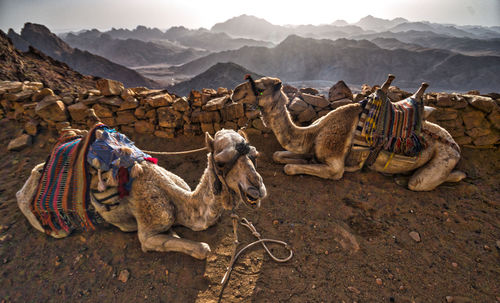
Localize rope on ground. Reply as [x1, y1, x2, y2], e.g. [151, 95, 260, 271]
[218, 214, 293, 302]
[140, 146, 207, 155]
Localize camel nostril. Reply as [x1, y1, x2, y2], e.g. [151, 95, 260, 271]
[246, 186, 260, 200]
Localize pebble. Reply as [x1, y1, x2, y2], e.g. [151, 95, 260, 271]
[347, 286, 360, 294]
[451, 262, 458, 268]
[376, 278, 383, 285]
[273, 220, 279, 226]
[496, 240, 500, 249]
[118, 269, 130, 283]
[165, 270, 169, 277]
[54, 256, 62, 267]
[409, 231, 421, 242]
[0, 234, 12, 242]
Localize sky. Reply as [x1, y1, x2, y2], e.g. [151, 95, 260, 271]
[1, 0, 499, 33]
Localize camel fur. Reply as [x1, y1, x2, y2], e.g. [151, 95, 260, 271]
[232, 75, 465, 191]
[17, 129, 266, 259]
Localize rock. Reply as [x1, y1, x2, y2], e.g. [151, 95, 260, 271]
[298, 106, 316, 123]
[0, 234, 12, 242]
[99, 96, 123, 107]
[469, 96, 496, 113]
[237, 116, 249, 127]
[289, 97, 309, 113]
[172, 97, 190, 112]
[134, 107, 147, 119]
[32, 88, 54, 102]
[189, 90, 202, 106]
[92, 104, 113, 118]
[329, 80, 353, 101]
[465, 127, 491, 138]
[80, 95, 102, 106]
[203, 96, 228, 111]
[8, 134, 32, 151]
[409, 231, 421, 242]
[452, 95, 468, 109]
[299, 87, 318, 95]
[245, 108, 260, 119]
[436, 93, 453, 107]
[488, 108, 500, 129]
[0, 81, 23, 94]
[445, 296, 473, 303]
[330, 98, 353, 110]
[134, 121, 155, 134]
[56, 121, 71, 132]
[361, 84, 372, 95]
[201, 123, 215, 134]
[462, 111, 485, 129]
[496, 240, 500, 249]
[24, 120, 38, 136]
[221, 102, 244, 121]
[35, 96, 68, 122]
[466, 90, 480, 95]
[283, 85, 298, 95]
[191, 110, 221, 123]
[6, 90, 35, 102]
[454, 136, 473, 145]
[375, 278, 383, 285]
[435, 108, 458, 121]
[183, 123, 201, 136]
[244, 128, 262, 136]
[118, 97, 139, 111]
[252, 118, 268, 131]
[145, 109, 157, 123]
[67, 102, 89, 121]
[301, 93, 330, 108]
[317, 109, 331, 118]
[97, 79, 124, 96]
[145, 93, 173, 108]
[472, 133, 499, 146]
[347, 286, 360, 294]
[118, 269, 130, 283]
[158, 107, 183, 128]
[154, 129, 175, 139]
[116, 111, 137, 125]
[223, 121, 238, 130]
[353, 93, 366, 102]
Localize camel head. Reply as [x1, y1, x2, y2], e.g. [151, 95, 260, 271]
[232, 76, 283, 108]
[205, 129, 267, 210]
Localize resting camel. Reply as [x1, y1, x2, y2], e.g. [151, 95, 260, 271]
[17, 128, 266, 259]
[232, 75, 465, 191]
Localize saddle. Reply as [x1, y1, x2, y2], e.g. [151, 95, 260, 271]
[347, 90, 426, 169]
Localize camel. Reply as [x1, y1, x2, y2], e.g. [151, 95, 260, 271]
[231, 75, 465, 191]
[16, 128, 267, 259]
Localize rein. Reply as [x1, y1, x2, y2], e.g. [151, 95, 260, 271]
[140, 146, 207, 155]
[218, 212, 293, 302]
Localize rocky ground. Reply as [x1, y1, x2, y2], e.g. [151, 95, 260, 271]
[0, 119, 499, 303]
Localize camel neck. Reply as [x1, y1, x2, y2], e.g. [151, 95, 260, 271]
[260, 91, 314, 154]
[175, 156, 224, 230]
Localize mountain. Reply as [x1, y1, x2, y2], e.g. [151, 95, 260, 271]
[0, 30, 96, 91]
[8, 23, 157, 88]
[211, 14, 290, 42]
[355, 15, 407, 31]
[63, 29, 207, 67]
[163, 26, 274, 52]
[371, 38, 428, 52]
[105, 25, 165, 41]
[169, 62, 262, 96]
[173, 35, 500, 92]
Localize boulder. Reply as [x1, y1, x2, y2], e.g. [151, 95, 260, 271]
[452, 94, 468, 109]
[203, 96, 228, 111]
[301, 93, 329, 108]
[221, 102, 244, 121]
[118, 96, 139, 111]
[436, 93, 453, 107]
[145, 93, 173, 108]
[298, 106, 316, 123]
[172, 97, 190, 112]
[468, 96, 496, 113]
[144, 109, 157, 123]
[454, 136, 472, 146]
[134, 107, 146, 119]
[154, 129, 175, 139]
[158, 107, 183, 128]
[223, 121, 238, 130]
[0, 81, 23, 94]
[8, 134, 32, 151]
[283, 85, 298, 95]
[289, 97, 309, 113]
[472, 133, 499, 146]
[201, 123, 215, 134]
[35, 96, 68, 122]
[134, 121, 155, 134]
[68, 102, 89, 121]
[116, 111, 137, 125]
[6, 90, 35, 102]
[99, 96, 123, 107]
[217, 87, 229, 95]
[329, 80, 353, 101]
[92, 104, 114, 118]
[191, 110, 221, 123]
[487, 108, 500, 129]
[299, 87, 319, 95]
[32, 88, 54, 102]
[462, 111, 486, 130]
[96, 79, 124, 96]
[330, 99, 353, 110]
[24, 120, 38, 136]
[466, 128, 491, 138]
[435, 108, 458, 121]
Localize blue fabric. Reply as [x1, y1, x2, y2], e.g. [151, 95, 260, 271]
[87, 127, 151, 177]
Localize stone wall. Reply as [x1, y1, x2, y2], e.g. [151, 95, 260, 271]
[1, 79, 499, 151]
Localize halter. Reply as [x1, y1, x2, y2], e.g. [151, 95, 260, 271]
[244, 74, 259, 97]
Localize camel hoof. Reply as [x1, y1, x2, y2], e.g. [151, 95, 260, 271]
[445, 170, 466, 183]
[283, 164, 294, 175]
[193, 242, 211, 260]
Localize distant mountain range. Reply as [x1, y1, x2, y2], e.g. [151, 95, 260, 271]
[169, 62, 262, 96]
[7, 23, 157, 88]
[171, 35, 500, 92]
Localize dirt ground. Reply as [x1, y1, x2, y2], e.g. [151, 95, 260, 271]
[0, 119, 499, 303]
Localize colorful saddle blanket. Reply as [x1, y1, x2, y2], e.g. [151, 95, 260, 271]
[31, 124, 105, 234]
[353, 90, 426, 157]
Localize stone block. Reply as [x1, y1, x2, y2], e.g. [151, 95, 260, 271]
[96, 79, 124, 96]
[191, 110, 221, 123]
[466, 127, 491, 138]
[172, 97, 190, 112]
[35, 96, 68, 122]
[436, 93, 453, 107]
[99, 96, 123, 107]
[221, 102, 244, 121]
[158, 107, 182, 128]
[435, 108, 458, 121]
[469, 95, 497, 113]
[300, 87, 319, 95]
[32, 88, 54, 102]
[135, 120, 155, 134]
[68, 102, 89, 121]
[330, 99, 353, 110]
[155, 129, 175, 139]
[472, 132, 499, 146]
[289, 97, 308, 113]
[454, 136, 472, 145]
[203, 96, 228, 111]
[329, 80, 353, 102]
[118, 96, 139, 111]
[145, 93, 173, 108]
[24, 120, 38, 136]
[462, 110, 486, 130]
[8, 134, 32, 151]
[201, 123, 215, 134]
[116, 110, 137, 125]
[301, 93, 330, 108]
[92, 104, 114, 118]
[298, 106, 316, 123]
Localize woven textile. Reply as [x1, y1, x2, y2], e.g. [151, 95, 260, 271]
[353, 91, 426, 156]
[31, 124, 105, 233]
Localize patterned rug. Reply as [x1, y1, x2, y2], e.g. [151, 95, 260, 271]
[31, 124, 105, 234]
[353, 90, 426, 157]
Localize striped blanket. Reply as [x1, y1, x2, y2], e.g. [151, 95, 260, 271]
[31, 124, 105, 234]
[353, 90, 426, 157]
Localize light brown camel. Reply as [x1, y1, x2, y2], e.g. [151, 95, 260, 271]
[232, 75, 465, 191]
[16, 129, 266, 259]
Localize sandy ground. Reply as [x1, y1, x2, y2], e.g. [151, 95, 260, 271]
[0, 119, 499, 303]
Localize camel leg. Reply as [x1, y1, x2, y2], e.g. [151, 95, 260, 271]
[408, 148, 460, 191]
[284, 157, 344, 180]
[16, 163, 70, 238]
[273, 151, 312, 164]
[138, 232, 211, 260]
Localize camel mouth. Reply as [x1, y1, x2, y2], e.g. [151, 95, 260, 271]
[238, 183, 261, 209]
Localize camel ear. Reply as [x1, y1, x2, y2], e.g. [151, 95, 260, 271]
[205, 132, 214, 152]
[237, 129, 249, 142]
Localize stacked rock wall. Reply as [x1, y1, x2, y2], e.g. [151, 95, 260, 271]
[1, 79, 499, 151]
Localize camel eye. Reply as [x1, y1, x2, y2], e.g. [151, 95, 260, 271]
[216, 162, 225, 168]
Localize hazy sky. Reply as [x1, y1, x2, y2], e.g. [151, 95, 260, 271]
[1, 0, 499, 33]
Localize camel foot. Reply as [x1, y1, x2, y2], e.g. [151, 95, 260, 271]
[394, 175, 409, 187]
[273, 151, 311, 165]
[445, 170, 466, 183]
